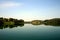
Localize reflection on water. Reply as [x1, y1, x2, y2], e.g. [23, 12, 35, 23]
[0, 24, 24, 29]
[0, 23, 60, 29]
[44, 23, 60, 26]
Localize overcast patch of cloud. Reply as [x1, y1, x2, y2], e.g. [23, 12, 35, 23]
[0, 1, 24, 8]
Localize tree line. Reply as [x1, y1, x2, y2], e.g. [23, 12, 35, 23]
[0, 17, 60, 26]
[0, 17, 24, 25]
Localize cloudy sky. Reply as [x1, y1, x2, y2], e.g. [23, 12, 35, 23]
[0, 0, 60, 21]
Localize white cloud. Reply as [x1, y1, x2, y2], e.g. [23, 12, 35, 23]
[0, 1, 23, 8]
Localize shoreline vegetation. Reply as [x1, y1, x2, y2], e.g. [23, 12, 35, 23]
[0, 17, 60, 29]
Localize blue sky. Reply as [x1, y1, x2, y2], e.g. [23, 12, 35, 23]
[0, 0, 60, 21]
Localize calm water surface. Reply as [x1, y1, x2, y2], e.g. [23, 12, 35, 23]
[0, 24, 60, 40]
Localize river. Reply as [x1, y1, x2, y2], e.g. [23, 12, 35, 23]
[0, 24, 60, 40]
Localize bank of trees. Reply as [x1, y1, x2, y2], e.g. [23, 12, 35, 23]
[43, 18, 60, 26]
[0, 17, 60, 26]
[0, 17, 24, 25]
[31, 20, 43, 25]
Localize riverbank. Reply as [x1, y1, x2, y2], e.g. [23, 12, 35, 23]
[0, 17, 60, 26]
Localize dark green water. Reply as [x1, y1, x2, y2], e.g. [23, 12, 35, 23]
[0, 24, 60, 40]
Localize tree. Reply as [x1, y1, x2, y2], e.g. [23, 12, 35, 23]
[9, 18, 14, 21]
